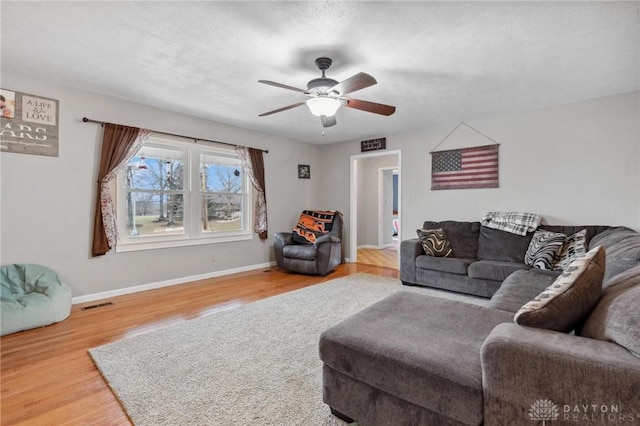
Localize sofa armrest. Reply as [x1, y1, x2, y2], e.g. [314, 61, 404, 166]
[273, 232, 293, 269]
[314, 234, 340, 247]
[274, 232, 293, 246]
[481, 323, 640, 426]
[400, 238, 424, 284]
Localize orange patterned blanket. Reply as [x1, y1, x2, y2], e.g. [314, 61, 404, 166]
[292, 210, 338, 243]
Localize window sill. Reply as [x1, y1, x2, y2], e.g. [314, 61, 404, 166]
[115, 233, 253, 253]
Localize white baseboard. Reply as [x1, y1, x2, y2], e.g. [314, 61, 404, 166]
[72, 261, 276, 305]
[358, 244, 397, 250]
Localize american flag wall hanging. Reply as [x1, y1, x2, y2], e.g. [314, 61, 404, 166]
[431, 144, 499, 190]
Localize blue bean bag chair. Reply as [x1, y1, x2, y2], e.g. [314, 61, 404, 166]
[1, 264, 72, 336]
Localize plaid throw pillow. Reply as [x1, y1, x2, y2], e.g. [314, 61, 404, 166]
[416, 228, 453, 257]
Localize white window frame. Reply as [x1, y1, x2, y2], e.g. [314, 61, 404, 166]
[115, 135, 253, 253]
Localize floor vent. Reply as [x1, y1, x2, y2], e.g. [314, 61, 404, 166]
[81, 302, 114, 311]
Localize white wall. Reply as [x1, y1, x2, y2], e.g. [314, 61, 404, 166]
[2, 74, 637, 299]
[0, 73, 321, 298]
[320, 91, 640, 256]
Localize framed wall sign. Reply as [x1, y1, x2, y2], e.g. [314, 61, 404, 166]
[0, 88, 59, 157]
[361, 137, 386, 152]
[298, 164, 310, 179]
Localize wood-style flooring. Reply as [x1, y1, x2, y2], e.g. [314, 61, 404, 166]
[357, 246, 398, 270]
[0, 263, 398, 426]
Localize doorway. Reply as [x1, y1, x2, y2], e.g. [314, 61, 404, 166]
[350, 150, 401, 269]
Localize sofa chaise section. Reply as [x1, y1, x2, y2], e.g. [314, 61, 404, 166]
[320, 292, 513, 426]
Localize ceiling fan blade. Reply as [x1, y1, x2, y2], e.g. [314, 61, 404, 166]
[345, 98, 396, 116]
[259, 102, 304, 117]
[321, 115, 337, 128]
[258, 80, 307, 93]
[329, 72, 377, 96]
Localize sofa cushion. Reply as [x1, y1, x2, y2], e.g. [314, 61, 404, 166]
[423, 220, 480, 259]
[589, 227, 640, 282]
[524, 230, 566, 270]
[514, 246, 605, 332]
[487, 269, 560, 313]
[415, 255, 474, 275]
[554, 229, 587, 270]
[579, 265, 640, 358]
[319, 291, 513, 426]
[416, 228, 452, 257]
[589, 226, 638, 249]
[477, 226, 534, 263]
[540, 224, 609, 247]
[467, 260, 529, 282]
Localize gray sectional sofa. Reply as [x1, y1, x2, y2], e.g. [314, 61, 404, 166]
[320, 226, 640, 426]
[400, 220, 610, 297]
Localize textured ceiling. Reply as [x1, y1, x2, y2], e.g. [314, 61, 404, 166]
[1, 1, 638, 144]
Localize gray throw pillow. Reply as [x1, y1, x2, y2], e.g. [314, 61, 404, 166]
[524, 230, 566, 270]
[515, 245, 605, 332]
[416, 228, 453, 257]
[579, 265, 640, 358]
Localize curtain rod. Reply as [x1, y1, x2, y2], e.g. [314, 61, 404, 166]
[82, 117, 268, 154]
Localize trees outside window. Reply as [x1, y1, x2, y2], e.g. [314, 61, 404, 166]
[200, 153, 244, 232]
[116, 136, 251, 252]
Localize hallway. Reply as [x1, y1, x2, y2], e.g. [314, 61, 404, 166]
[357, 246, 398, 270]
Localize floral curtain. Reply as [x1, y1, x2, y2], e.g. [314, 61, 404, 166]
[92, 124, 150, 256]
[236, 146, 268, 240]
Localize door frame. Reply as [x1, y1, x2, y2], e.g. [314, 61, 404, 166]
[378, 167, 398, 248]
[349, 149, 401, 264]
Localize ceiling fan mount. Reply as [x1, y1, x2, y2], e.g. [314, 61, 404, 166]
[306, 57, 338, 94]
[258, 57, 396, 128]
[314, 57, 333, 72]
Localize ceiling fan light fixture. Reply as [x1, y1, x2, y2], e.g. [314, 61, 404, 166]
[306, 97, 341, 117]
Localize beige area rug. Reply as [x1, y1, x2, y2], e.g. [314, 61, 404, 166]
[89, 273, 487, 426]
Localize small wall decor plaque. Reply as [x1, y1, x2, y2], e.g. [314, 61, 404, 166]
[0, 88, 59, 157]
[361, 137, 386, 152]
[298, 164, 310, 179]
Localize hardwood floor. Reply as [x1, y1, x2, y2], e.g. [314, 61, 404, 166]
[357, 246, 398, 270]
[0, 263, 398, 425]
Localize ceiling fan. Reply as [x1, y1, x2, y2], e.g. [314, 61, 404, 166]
[258, 57, 396, 128]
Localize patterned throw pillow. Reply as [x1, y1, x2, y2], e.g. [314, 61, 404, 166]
[554, 229, 587, 270]
[416, 228, 453, 257]
[515, 246, 605, 332]
[524, 230, 566, 270]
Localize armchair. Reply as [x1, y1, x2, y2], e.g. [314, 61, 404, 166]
[274, 210, 343, 276]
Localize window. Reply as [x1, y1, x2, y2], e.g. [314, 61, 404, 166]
[116, 135, 252, 252]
